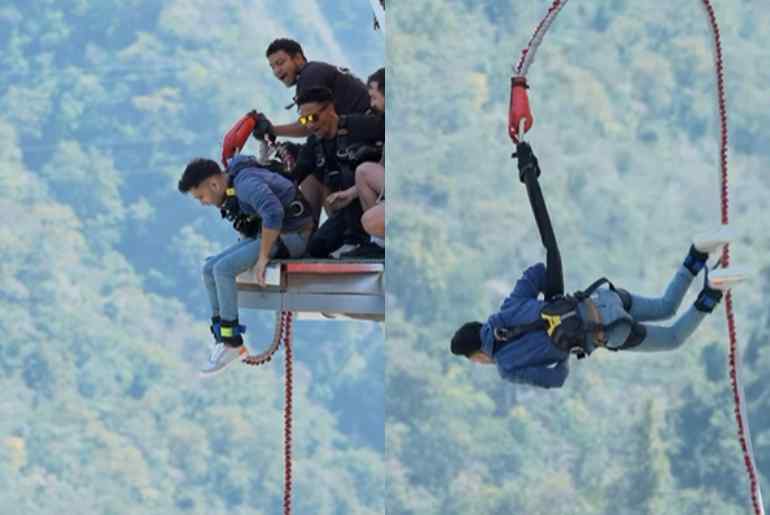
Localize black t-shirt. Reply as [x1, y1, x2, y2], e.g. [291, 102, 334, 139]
[295, 61, 370, 116]
[293, 135, 336, 185]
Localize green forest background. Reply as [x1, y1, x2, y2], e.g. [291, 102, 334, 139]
[0, 1, 384, 514]
[3, 0, 769, 514]
[387, 1, 769, 514]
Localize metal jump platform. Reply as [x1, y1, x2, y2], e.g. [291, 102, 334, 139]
[236, 259, 385, 322]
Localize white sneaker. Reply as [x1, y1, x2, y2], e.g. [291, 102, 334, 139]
[200, 343, 247, 377]
[708, 267, 750, 291]
[331, 244, 358, 259]
[693, 226, 735, 255]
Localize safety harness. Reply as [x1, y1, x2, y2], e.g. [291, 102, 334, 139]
[313, 115, 384, 192]
[493, 277, 645, 359]
[220, 156, 311, 241]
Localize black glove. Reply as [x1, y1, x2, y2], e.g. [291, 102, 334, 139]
[250, 111, 275, 142]
[276, 141, 301, 162]
[514, 141, 541, 184]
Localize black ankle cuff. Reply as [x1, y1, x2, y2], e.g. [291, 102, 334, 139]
[222, 335, 243, 348]
[220, 319, 243, 347]
[694, 286, 723, 313]
[684, 245, 709, 275]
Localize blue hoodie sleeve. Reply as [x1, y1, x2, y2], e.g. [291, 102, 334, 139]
[236, 175, 285, 230]
[485, 263, 547, 331]
[509, 262, 547, 301]
[500, 359, 569, 389]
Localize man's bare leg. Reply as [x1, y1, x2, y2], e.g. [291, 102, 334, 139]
[355, 162, 384, 211]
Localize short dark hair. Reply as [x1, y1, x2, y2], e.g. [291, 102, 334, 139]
[266, 38, 305, 59]
[367, 68, 384, 93]
[450, 321, 483, 357]
[296, 86, 334, 106]
[178, 158, 221, 193]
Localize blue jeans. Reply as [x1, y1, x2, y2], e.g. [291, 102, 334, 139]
[612, 265, 708, 352]
[202, 233, 307, 321]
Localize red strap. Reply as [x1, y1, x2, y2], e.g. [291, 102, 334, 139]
[508, 76, 533, 143]
[221, 113, 257, 167]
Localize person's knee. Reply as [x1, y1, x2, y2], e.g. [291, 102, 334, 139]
[362, 205, 384, 238]
[202, 257, 217, 279]
[356, 161, 384, 187]
[212, 258, 237, 279]
[355, 161, 375, 179]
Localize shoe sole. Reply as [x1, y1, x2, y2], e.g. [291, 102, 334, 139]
[708, 268, 750, 291]
[693, 226, 736, 254]
[199, 346, 248, 378]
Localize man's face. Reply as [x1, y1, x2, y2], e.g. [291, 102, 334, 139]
[299, 101, 335, 139]
[368, 81, 384, 113]
[267, 50, 304, 87]
[189, 177, 226, 208]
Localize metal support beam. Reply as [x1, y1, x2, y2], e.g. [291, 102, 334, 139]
[236, 260, 384, 321]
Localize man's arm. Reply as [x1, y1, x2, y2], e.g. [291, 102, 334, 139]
[485, 263, 546, 332]
[501, 360, 569, 389]
[238, 176, 285, 232]
[273, 122, 311, 138]
[255, 227, 281, 285]
[509, 262, 547, 300]
[238, 175, 286, 287]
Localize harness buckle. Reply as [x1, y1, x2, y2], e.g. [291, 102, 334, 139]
[494, 327, 512, 342]
[540, 313, 562, 336]
[288, 199, 305, 217]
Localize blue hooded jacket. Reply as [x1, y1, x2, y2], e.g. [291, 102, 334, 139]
[480, 263, 570, 388]
[227, 154, 311, 232]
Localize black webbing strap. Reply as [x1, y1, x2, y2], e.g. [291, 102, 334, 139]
[492, 319, 547, 354]
[573, 277, 614, 301]
[515, 141, 564, 300]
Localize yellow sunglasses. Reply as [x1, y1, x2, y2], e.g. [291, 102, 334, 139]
[298, 103, 330, 126]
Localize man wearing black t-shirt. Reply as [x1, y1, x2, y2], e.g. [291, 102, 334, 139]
[253, 38, 371, 224]
[291, 87, 383, 258]
[265, 38, 370, 138]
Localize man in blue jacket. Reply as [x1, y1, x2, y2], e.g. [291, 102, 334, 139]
[179, 155, 314, 376]
[449, 141, 747, 389]
[450, 234, 746, 389]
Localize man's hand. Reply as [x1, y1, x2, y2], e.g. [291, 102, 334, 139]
[251, 111, 275, 143]
[325, 187, 357, 212]
[276, 141, 301, 170]
[255, 255, 271, 288]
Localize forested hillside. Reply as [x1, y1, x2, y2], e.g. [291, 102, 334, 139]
[0, 1, 385, 514]
[387, 2, 769, 514]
